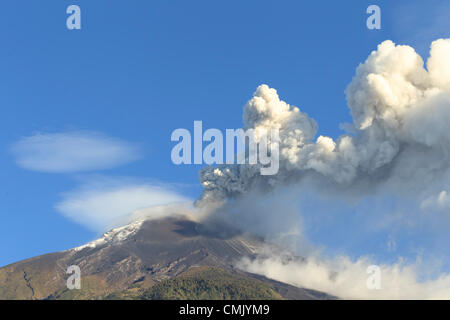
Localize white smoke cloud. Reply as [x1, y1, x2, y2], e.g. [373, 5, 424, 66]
[198, 39, 450, 206]
[194, 188, 450, 299]
[194, 39, 450, 299]
[11, 131, 141, 173]
[237, 248, 450, 299]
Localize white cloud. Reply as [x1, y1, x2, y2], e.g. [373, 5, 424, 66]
[55, 178, 192, 231]
[11, 131, 140, 173]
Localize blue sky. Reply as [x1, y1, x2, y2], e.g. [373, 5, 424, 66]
[0, 0, 449, 268]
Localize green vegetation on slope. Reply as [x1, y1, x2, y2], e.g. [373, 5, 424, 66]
[105, 267, 284, 300]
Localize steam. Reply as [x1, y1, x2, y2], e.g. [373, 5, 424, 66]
[195, 39, 450, 299]
[237, 249, 450, 299]
[198, 39, 450, 206]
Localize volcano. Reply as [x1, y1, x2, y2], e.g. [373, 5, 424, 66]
[0, 216, 334, 300]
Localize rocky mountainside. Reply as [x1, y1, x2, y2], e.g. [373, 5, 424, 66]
[0, 216, 334, 300]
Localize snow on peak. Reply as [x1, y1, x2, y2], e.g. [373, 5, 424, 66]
[72, 219, 144, 252]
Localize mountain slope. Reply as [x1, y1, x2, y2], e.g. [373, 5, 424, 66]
[0, 216, 335, 300]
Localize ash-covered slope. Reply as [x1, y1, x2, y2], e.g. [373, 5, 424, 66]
[0, 216, 334, 300]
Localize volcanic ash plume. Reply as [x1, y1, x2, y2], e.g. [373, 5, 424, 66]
[197, 39, 450, 206]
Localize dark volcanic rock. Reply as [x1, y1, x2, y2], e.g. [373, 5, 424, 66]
[0, 216, 335, 300]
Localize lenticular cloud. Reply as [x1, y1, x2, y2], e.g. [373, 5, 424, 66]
[197, 39, 450, 206]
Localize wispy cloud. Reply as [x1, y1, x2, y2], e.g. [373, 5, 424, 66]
[55, 177, 192, 232]
[11, 131, 141, 173]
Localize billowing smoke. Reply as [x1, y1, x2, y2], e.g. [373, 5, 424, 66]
[237, 248, 450, 299]
[197, 39, 450, 206]
[194, 39, 450, 299]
